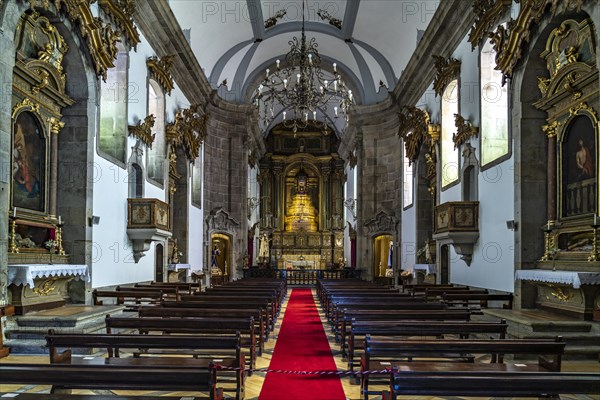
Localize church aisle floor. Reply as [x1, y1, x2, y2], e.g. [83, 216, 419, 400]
[1, 289, 599, 400]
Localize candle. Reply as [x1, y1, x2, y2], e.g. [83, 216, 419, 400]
[547, 221, 551, 231]
[595, 214, 598, 226]
[58, 215, 62, 225]
[13, 207, 16, 218]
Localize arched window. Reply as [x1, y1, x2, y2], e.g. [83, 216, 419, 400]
[192, 145, 203, 208]
[403, 143, 414, 209]
[463, 165, 476, 201]
[99, 43, 128, 164]
[146, 80, 165, 185]
[480, 38, 509, 167]
[130, 163, 143, 198]
[441, 79, 459, 188]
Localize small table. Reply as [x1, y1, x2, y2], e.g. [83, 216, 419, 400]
[7, 264, 89, 314]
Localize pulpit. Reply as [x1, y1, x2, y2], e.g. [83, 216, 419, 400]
[515, 269, 600, 320]
[7, 264, 89, 314]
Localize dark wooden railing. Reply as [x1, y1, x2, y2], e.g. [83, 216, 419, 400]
[243, 268, 360, 285]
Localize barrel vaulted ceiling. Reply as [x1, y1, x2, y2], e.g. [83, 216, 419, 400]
[169, 0, 437, 132]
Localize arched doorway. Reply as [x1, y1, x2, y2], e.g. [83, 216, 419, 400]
[210, 233, 231, 285]
[373, 234, 393, 279]
[155, 244, 164, 282]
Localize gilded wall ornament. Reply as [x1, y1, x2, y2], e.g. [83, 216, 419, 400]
[542, 120, 561, 138]
[432, 56, 461, 97]
[12, 98, 40, 118]
[317, 9, 342, 30]
[264, 9, 286, 28]
[27, 0, 121, 81]
[468, 0, 512, 49]
[398, 106, 430, 164]
[167, 105, 208, 161]
[453, 114, 479, 149]
[147, 55, 176, 95]
[128, 115, 156, 148]
[98, 0, 141, 48]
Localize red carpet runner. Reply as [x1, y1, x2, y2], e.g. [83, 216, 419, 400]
[259, 288, 346, 400]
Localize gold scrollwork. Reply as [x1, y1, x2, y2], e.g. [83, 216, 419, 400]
[542, 120, 562, 138]
[12, 98, 41, 119]
[432, 56, 461, 97]
[147, 55, 176, 95]
[569, 102, 598, 119]
[398, 106, 430, 164]
[98, 0, 140, 48]
[468, 0, 512, 49]
[128, 115, 156, 148]
[32, 277, 58, 296]
[167, 105, 208, 161]
[546, 284, 573, 302]
[453, 114, 479, 149]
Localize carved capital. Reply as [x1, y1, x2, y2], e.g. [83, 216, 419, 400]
[147, 55, 176, 95]
[453, 114, 479, 149]
[128, 114, 156, 147]
[47, 116, 65, 135]
[433, 56, 461, 97]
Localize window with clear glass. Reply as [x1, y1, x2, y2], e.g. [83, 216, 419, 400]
[146, 80, 165, 185]
[99, 43, 128, 163]
[192, 147, 202, 208]
[441, 79, 459, 187]
[403, 144, 413, 208]
[480, 38, 509, 167]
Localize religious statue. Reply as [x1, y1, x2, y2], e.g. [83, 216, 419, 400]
[258, 233, 270, 262]
[210, 243, 221, 268]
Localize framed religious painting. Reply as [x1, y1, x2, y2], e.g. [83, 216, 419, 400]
[560, 115, 597, 218]
[12, 111, 47, 213]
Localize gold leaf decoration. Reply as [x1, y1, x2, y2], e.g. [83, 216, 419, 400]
[542, 120, 561, 138]
[128, 114, 156, 148]
[47, 116, 65, 135]
[167, 105, 208, 161]
[468, 0, 512, 49]
[453, 114, 479, 149]
[12, 98, 40, 118]
[28, 0, 121, 81]
[398, 106, 430, 164]
[147, 55, 176, 95]
[98, 0, 140, 48]
[432, 56, 461, 97]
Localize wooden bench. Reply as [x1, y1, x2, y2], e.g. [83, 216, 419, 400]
[345, 319, 508, 368]
[362, 336, 566, 400]
[338, 309, 472, 344]
[45, 330, 245, 399]
[0, 363, 224, 399]
[92, 289, 164, 311]
[105, 315, 257, 371]
[138, 305, 268, 354]
[0, 395, 208, 400]
[382, 369, 600, 400]
[329, 300, 444, 327]
[442, 292, 514, 309]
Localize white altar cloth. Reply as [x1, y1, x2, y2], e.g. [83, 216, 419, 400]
[413, 264, 437, 277]
[8, 264, 89, 288]
[167, 263, 191, 271]
[515, 270, 600, 289]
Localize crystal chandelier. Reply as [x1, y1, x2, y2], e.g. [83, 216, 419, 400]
[252, 1, 354, 134]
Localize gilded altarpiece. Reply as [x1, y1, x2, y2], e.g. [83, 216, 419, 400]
[259, 126, 345, 269]
[530, 18, 600, 320]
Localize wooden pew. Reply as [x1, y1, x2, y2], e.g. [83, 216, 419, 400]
[442, 292, 514, 309]
[0, 363, 224, 399]
[0, 395, 208, 400]
[345, 319, 508, 368]
[45, 330, 245, 400]
[105, 315, 257, 371]
[328, 299, 443, 326]
[382, 370, 600, 400]
[138, 305, 268, 354]
[92, 289, 164, 311]
[361, 336, 566, 399]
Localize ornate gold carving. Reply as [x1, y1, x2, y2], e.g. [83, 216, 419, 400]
[569, 102, 597, 118]
[453, 114, 479, 149]
[317, 9, 342, 30]
[547, 284, 573, 302]
[167, 105, 207, 161]
[428, 123, 441, 144]
[47, 116, 65, 135]
[35, 16, 68, 74]
[147, 55, 176, 95]
[128, 115, 156, 148]
[27, 0, 121, 80]
[491, 0, 592, 83]
[264, 9, 286, 29]
[12, 98, 40, 118]
[98, 0, 141, 48]
[468, 0, 512, 49]
[398, 106, 430, 164]
[33, 277, 58, 296]
[432, 56, 461, 97]
[542, 120, 562, 138]
[538, 76, 551, 95]
[32, 70, 50, 94]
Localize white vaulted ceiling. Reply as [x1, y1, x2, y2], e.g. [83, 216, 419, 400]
[169, 0, 437, 129]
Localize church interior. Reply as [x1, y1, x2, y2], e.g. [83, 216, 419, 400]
[0, 0, 599, 398]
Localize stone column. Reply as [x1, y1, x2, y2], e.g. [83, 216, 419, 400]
[546, 132, 557, 222]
